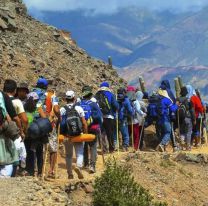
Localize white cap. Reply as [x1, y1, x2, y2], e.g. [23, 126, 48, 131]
[66, 90, 75, 99]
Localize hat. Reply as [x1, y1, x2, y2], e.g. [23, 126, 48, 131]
[100, 82, 109, 88]
[17, 82, 29, 93]
[27, 92, 39, 100]
[66, 90, 75, 99]
[36, 77, 48, 88]
[82, 85, 93, 97]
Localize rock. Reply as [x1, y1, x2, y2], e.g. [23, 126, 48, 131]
[0, 18, 7, 29]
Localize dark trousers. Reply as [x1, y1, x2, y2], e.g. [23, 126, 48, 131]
[84, 129, 98, 167]
[103, 118, 116, 152]
[25, 140, 43, 176]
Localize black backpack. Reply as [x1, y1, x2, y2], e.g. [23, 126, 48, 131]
[64, 105, 83, 136]
[95, 91, 111, 115]
[177, 98, 190, 121]
[147, 95, 163, 122]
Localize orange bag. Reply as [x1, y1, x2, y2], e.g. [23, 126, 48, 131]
[70, 134, 96, 143]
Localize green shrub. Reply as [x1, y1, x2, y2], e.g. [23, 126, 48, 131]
[93, 159, 167, 206]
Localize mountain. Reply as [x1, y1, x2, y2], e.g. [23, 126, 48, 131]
[27, 6, 208, 98]
[0, 0, 124, 95]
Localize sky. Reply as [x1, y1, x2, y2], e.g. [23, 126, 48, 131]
[24, 0, 208, 14]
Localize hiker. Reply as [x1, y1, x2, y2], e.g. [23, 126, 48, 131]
[33, 77, 60, 178]
[60, 90, 88, 179]
[95, 82, 119, 153]
[131, 91, 147, 151]
[16, 82, 29, 104]
[116, 88, 134, 151]
[186, 85, 204, 147]
[0, 91, 19, 178]
[159, 80, 178, 151]
[195, 89, 207, 144]
[3, 80, 28, 176]
[177, 87, 196, 150]
[3, 80, 28, 140]
[80, 86, 102, 173]
[156, 88, 178, 152]
[24, 92, 48, 176]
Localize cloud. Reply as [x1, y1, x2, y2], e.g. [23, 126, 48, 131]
[23, 0, 208, 14]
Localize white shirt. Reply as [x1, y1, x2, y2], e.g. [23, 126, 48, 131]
[10, 98, 25, 115]
[60, 103, 85, 118]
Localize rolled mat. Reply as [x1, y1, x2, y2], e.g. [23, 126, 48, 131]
[59, 134, 96, 143]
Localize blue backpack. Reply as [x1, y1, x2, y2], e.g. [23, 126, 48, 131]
[147, 95, 163, 122]
[80, 100, 93, 126]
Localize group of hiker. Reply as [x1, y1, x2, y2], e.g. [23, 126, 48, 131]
[0, 76, 207, 179]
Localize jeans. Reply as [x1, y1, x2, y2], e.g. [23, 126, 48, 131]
[114, 121, 130, 148]
[84, 129, 99, 167]
[180, 117, 193, 145]
[63, 139, 83, 175]
[160, 121, 172, 146]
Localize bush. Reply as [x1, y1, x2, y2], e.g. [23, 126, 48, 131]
[93, 159, 167, 206]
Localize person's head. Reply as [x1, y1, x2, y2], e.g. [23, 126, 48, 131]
[160, 80, 171, 90]
[82, 85, 93, 99]
[16, 82, 29, 100]
[186, 85, 196, 99]
[24, 92, 39, 113]
[180, 86, 188, 97]
[135, 91, 144, 101]
[3, 79, 17, 95]
[36, 77, 48, 90]
[65, 90, 76, 103]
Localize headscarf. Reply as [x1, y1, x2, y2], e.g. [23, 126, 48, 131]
[158, 88, 173, 103]
[135, 91, 144, 101]
[186, 85, 196, 99]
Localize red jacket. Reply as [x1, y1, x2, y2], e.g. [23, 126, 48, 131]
[190, 96, 204, 118]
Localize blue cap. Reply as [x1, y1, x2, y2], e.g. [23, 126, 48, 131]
[36, 77, 48, 87]
[100, 82, 109, 88]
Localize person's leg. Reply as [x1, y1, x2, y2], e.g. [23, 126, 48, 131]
[63, 139, 73, 178]
[36, 143, 44, 176]
[88, 130, 98, 173]
[49, 152, 57, 176]
[74, 142, 84, 179]
[83, 142, 89, 167]
[25, 140, 35, 176]
[133, 124, 140, 150]
[120, 121, 130, 150]
[103, 118, 115, 152]
[185, 118, 192, 150]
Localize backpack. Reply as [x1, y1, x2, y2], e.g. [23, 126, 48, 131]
[64, 105, 83, 137]
[80, 100, 93, 126]
[33, 88, 53, 115]
[95, 91, 111, 115]
[147, 95, 163, 122]
[177, 98, 190, 121]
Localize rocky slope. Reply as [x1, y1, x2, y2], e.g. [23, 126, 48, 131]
[0, 0, 124, 95]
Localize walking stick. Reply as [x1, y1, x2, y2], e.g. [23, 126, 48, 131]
[138, 118, 145, 151]
[131, 118, 134, 151]
[116, 111, 120, 155]
[55, 124, 60, 179]
[199, 117, 203, 146]
[42, 143, 49, 180]
[99, 129, 105, 166]
[177, 110, 181, 141]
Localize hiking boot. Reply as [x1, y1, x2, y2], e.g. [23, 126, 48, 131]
[89, 165, 96, 174]
[74, 167, 84, 179]
[156, 144, 165, 152]
[68, 173, 74, 179]
[173, 146, 180, 152]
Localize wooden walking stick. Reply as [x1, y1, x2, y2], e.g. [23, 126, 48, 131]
[55, 124, 60, 179]
[42, 143, 49, 180]
[174, 78, 181, 98]
[116, 110, 120, 155]
[199, 116, 203, 146]
[131, 118, 134, 151]
[138, 118, 145, 151]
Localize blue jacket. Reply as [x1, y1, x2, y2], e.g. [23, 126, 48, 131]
[99, 90, 119, 117]
[158, 96, 178, 124]
[118, 97, 134, 122]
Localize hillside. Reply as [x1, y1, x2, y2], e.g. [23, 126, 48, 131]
[0, 0, 124, 94]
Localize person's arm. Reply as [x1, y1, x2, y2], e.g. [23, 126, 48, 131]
[38, 107, 47, 118]
[81, 117, 88, 134]
[16, 100, 28, 132]
[134, 100, 144, 116]
[125, 98, 134, 116]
